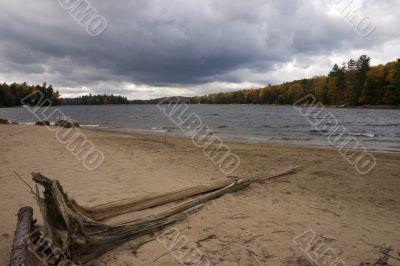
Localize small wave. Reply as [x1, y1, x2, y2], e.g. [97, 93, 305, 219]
[81, 124, 100, 127]
[247, 137, 273, 142]
[134, 128, 170, 133]
[365, 123, 400, 127]
[348, 132, 375, 138]
[309, 129, 375, 138]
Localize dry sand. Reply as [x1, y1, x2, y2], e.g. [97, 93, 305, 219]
[1, 124, 400, 265]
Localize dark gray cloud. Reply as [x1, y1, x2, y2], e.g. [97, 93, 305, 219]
[0, 0, 398, 98]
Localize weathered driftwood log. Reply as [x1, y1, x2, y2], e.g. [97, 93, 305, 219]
[35, 120, 50, 126]
[55, 116, 79, 128]
[31, 167, 297, 264]
[10, 206, 33, 266]
[0, 118, 9, 124]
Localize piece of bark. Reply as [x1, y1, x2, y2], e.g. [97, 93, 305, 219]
[10, 206, 33, 266]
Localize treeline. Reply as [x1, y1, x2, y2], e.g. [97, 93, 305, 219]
[129, 96, 191, 104]
[190, 56, 400, 106]
[0, 82, 61, 107]
[76, 94, 128, 105]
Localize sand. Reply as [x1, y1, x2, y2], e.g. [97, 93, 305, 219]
[1, 124, 400, 265]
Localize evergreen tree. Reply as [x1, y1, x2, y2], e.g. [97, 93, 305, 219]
[348, 56, 370, 105]
[364, 65, 384, 104]
[329, 63, 346, 103]
[384, 59, 400, 105]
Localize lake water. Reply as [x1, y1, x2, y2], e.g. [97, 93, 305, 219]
[1, 105, 400, 152]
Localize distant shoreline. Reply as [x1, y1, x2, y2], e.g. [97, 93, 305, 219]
[325, 104, 400, 109]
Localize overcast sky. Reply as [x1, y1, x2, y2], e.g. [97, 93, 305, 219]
[0, 0, 399, 99]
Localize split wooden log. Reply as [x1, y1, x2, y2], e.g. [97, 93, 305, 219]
[71, 179, 234, 221]
[31, 166, 298, 264]
[10, 206, 33, 266]
[71, 167, 299, 222]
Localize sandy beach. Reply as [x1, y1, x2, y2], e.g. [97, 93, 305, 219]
[1, 124, 400, 265]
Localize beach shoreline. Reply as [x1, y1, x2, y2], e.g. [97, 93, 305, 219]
[90, 126, 400, 154]
[1, 124, 400, 265]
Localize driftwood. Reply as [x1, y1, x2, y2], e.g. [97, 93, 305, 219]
[55, 116, 80, 128]
[10, 206, 33, 266]
[35, 120, 50, 126]
[31, 167, 297, 264]
[0, 118, 9, 124]
[71, 179, 234, 221]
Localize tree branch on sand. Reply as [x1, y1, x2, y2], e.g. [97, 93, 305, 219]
[30, 167, 298, 264]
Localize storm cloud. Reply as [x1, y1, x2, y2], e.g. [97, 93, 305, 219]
[0, 0, 399, 99]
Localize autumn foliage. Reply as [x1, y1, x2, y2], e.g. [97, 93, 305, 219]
[190, 56, 400, 106]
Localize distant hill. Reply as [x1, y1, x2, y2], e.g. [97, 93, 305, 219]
[129, 96, 191, 104]
[61, 94, 128, 105]
[61, 98, 79, 105]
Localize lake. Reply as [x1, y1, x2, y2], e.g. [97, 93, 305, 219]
[1, 104, 400, 152]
